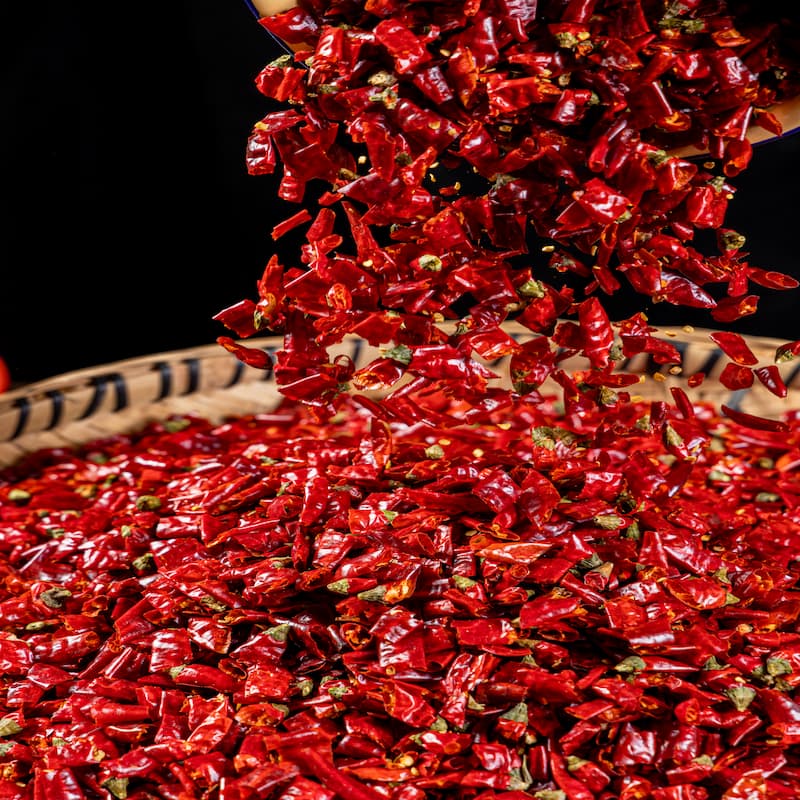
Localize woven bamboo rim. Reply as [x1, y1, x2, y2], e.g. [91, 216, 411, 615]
[1, 324, 798, 470]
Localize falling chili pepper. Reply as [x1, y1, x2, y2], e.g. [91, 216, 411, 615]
[4, 1, 800, 798]
[220, 0, 800, 417]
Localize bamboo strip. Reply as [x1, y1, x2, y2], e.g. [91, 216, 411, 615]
[1, 328, 797, 470]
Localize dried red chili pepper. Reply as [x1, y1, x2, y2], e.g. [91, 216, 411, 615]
[221, 0, 800, 414]
[0, 357, 10, 394]
[4, 386, 800, 796]
[754, 365, 788, 399]
[721, 404, 790, 432]
[6, 2, 800, 798]
[710, 330, 759, 366]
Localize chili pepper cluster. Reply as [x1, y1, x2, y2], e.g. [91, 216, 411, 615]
[1, 391, 800, 799]
[214, 0, 800, 418]
[4, 1, 800, 799]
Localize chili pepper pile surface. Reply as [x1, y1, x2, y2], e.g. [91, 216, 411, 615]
[2, 391, 800, 799]
[4, 0, 800, 798]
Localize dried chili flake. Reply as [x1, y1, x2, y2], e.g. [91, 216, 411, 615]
[271, 208, 313, 240]
[710, 330, 759, 366]
[719, 361, 755, 391]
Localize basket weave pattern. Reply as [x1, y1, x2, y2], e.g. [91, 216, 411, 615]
[2, 326, 797, 470]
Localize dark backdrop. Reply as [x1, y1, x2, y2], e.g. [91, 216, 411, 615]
[1, 1, 284, 385]
[2, 2, 799, 386]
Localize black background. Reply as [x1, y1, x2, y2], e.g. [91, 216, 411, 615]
[2, 2, 799, 386]
[1, 2, 284, 386]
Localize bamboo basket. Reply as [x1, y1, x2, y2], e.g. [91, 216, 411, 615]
[2, 324, 798, 471]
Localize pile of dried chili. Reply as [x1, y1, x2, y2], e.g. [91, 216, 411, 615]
[3, 1, 800, 798]
[2, 390, 800, 799]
